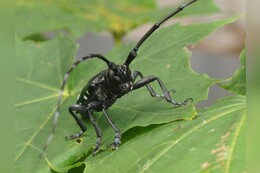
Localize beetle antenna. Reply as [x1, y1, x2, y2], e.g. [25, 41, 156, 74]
[124, 0, 198, 66]
[42, 54, 113, 152]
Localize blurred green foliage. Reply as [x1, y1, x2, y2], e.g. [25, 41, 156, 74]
[0, 1, 14, 173]
[15, 0, 218, 42]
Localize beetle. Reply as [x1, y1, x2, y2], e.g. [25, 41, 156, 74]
[44, 0, 197, 156]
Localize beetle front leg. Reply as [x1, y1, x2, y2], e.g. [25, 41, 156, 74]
[132, 75, 193, 106]
[102, 108, 121, 150]
[132, 71, 165, 98]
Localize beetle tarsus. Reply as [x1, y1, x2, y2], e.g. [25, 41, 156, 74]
[65, 131, 84, 140]
[92, 137, 102, 156]
[170, 97, 193, 106]
[108, 140, 121, 150]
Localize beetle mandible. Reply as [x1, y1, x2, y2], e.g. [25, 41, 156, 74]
[44, 0, 197, 156]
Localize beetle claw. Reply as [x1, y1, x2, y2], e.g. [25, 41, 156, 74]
[107, 142, 120, 150]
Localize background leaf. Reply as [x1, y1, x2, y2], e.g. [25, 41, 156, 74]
[15, 0, 218, 40]
[15, 35, 77, 173]
[220, 48, 246, 95]
[15, 17, 240, 173]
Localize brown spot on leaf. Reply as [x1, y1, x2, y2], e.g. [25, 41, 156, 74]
[201, 162, 210, 169]
[211, 131, 230, 162]
[211, 145, 228, 155]
[221, 131, 230, 143]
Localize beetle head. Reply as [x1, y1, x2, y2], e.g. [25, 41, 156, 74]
[108, 63, 133, 93]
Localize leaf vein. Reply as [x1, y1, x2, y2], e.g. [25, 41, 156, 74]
[15, 77, 59, 92]
[15, 107, 57, 161]
[15, 94, 59, 107]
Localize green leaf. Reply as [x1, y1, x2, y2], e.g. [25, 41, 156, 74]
[81, 96, 245, 173]
[15, 17, 239, 173]
[15, 0, 218, 40]
[220, 48, 246, 95]
[15, 35, 77, 173]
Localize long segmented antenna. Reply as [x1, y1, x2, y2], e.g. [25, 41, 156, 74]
[124, 0, 198, 66]
[43, 54, 113, 152]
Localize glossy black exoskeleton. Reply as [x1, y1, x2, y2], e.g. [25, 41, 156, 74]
[76, 64, 133, 112]
[44, 0, 197, 156]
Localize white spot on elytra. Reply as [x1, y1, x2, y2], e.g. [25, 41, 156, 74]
[83, 95, 88, 100]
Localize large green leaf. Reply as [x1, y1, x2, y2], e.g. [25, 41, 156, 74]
[220, 48, 246, 95]
[15, 0, 218, 40]
[15, 35, 77, 173]
[81, 95, 246, 173]
[15, 17, 239, 173]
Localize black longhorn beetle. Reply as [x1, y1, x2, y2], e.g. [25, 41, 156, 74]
[44, 0, 197, 156]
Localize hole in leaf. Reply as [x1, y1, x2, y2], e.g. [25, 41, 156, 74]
[76, 139, 82, 144]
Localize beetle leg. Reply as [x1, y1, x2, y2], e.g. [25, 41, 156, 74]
[66, 104, 88, 140]
[132, 71, 164, 98]
[132, 71, 177, 98]
[66, 104, 103, 155]
[132, 75, 193, 106]
[102, 108, 121, 150]
[87, 110, 103, 156]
